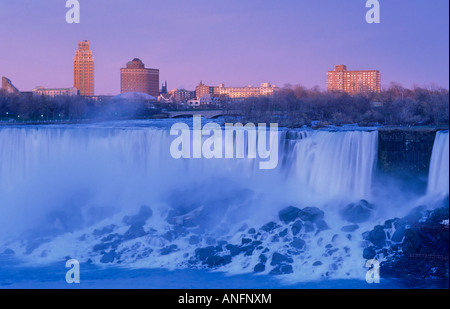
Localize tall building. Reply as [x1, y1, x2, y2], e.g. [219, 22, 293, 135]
[120, 58, 159, 98]
[195, 82, 278, 99]
[327, 65, 381, 94]
[73, 40, 95, 96]
[1, 77, 20, 95]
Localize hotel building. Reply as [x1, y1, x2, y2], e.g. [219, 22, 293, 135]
[327, 65, 381, 94]
[73, 40, 95, 96]
[32, 86, 79, 97]
[195, 82, 278, 99]
[120, 58, 159, 98]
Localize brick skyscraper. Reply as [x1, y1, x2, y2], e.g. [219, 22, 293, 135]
[73, 40, 94, 96]
[120, 58, 159, 98]
[327, 65, 381, 94]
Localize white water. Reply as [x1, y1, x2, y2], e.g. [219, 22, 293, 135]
[427, 131, 449, 195]
[0, 121, 444, 282]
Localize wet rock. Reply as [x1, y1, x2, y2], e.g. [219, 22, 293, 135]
[260, 222, 280, 233]
[93, 224, 115, 237]
[290, 238, 306, 250]
[341, 225, 359, 232]
[368, 225, 386, 248]
[241, 238, 252, 245]
[259, 254, 268, 263]
[270, 252, 293, 266]
[303, 222, 315, 233]
[291, 220, 303, 236]
[195, 246, 216, 261]
[205, 255, 232, 268]
[206, 237, 216, 245]
[341, 200, 375, 223]
[279, 206, 302, 224]
[248, 228, 256, 234]
[299, 207, 324, 222]
[252, 240, 262, 247]
[123, 205, 152, 226]
[391, 226, 406, 243]
[269, 264, 293, 275]
[100, 250, 117, 263]
[312, 261, 323, 266]
[315, 220, 330, 231]
[254, 263, 266, 273]
[3, 248, 15, 256]
[240, 245, 255, 256]
[405, 205, 427, 224]
[363, 246, 377, 259]
[271, 235, 280, 242]
[225, 244, 241, 256]
[160, 244, 178, 255]
[278, 229, 288, 237]
[124, 223, 147, 240]
[189, 235, 201, 245]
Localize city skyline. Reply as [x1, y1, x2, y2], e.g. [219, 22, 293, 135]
[0, 0, 448, 95]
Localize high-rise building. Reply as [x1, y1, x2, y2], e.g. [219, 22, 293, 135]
[120, 58, 159, 98]
[195, 82, 278, 99]
[327, 65, 381, 94]
[73, 40, 95, 96]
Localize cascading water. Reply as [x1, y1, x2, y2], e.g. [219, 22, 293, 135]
[427, 131, 449, 195]
[0, 122, 386, 281]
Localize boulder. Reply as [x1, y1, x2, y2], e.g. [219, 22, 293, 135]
[368, 225, 386, 248]
[241, 238, 252, 245]
[279, 206, 302, 224]
[270, 252, 293, 266]
[291, 220, 303, 236]
[254, 263, 266, 273]
[269, 264, 293, 275]
[225, 244, 241, 256]
[341, 225, 359, 232]
[341, 200, 374, 223]
[260, 221, 280, 233]
[195, 246, 216, 261]
[312, 261, 323, 266]
[100, 250, 117, 263]
[124, 223, 147, 240]
[123, 205, 153, 226]
[160, 244, 178, 255]
[299, 207, 324, 222]
[189, 235, 201, 245]
[315, 220, 330, 231]
[3, 248, 15, 256]
[290, 238, 305, 250]
[363, 246, 377, 259]
[205, 255, 232, 268]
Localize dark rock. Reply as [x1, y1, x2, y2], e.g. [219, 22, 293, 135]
[217, 240, 228, 247]
[124, 223, 147, 240]
[206, 237, 216, 245]
[363, 246, 377, 259]
[248, 228, 256, 234]
[205, 255, 232, 268]
[391, 226, 406, 243]
[252, 241, 262, 247]
[405, 205, 426, 224]
[240, 245, 255, 256]
[100, 250, 117, 263]
[254, 263, 266, 273]
[195, 246, 216, 261]
[270, 252, 293, 266]
[260, 222, 280, 233]
[291, 220, 303, 236]
[312, 261, 323, 266]
[259, 254, 268, 263]
[123, 205, 152, 226]
[303, 222, 315, 233]
[401, 229, 422, 253]
[341, 200, 375, 223]
[3, 248, 15, 255]
[315, 220, 330, 231]
[189, 235, 201, 245]
[225, 244, 241, 256]
[290, 238, 306, 250]
[241, 238, 252, 245]
[93, 224, 115, 237]
[278, 229, 288, 237]
[101, 233, 121, 243]
[341, 225, 359, 232]
[269, 264, 293, 275]
[279, 206, 302, 224]
[271, 235, 280, 242]
[325, 244, 333, 249]
[368, 225, 386, 248]
[160, 244, 178, 255]
[299, 207, 324, 222]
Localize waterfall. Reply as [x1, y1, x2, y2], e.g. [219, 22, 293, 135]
[427, 131, 449, 195]
[293, 130, 378, 200]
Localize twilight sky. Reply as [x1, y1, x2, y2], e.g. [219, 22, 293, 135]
[0, 0, 448, 95]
